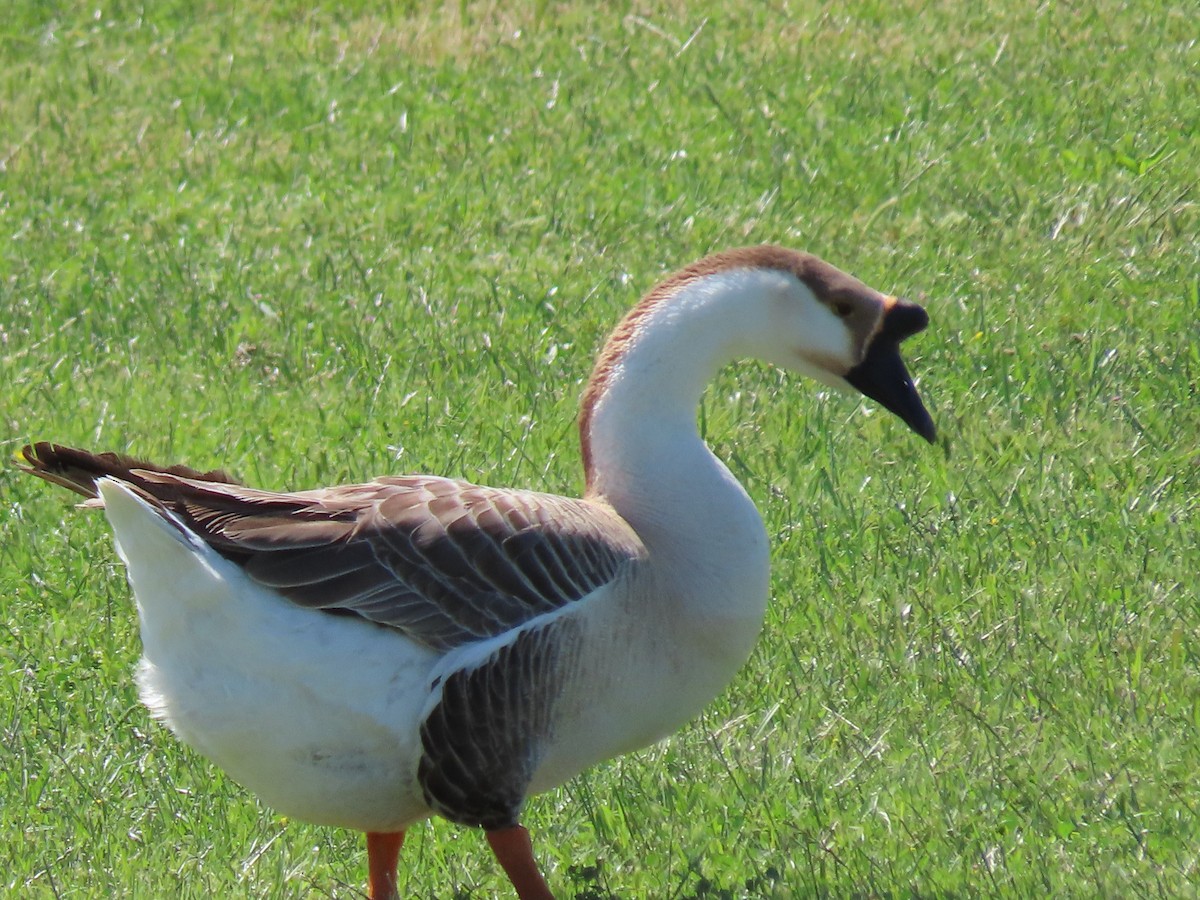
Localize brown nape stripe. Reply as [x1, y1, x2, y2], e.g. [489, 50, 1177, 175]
[577, 245, 857, 491]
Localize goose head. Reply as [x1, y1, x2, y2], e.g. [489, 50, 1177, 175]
[726, 245, 937, 444]
[580, 245, 936, 486]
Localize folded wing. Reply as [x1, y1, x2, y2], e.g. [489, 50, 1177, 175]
[21, 443, 645, 651]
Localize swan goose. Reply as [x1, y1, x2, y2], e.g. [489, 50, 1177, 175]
[20, 244, 936, 899]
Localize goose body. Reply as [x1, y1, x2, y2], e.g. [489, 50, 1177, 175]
[21, 245, 935, 898]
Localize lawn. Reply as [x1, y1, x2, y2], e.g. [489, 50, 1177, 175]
[1, 0, 1197, 896]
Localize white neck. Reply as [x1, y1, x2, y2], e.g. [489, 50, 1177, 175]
[581, 275, 773, 622]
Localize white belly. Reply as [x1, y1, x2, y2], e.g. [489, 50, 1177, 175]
[102, 481, 440, 832]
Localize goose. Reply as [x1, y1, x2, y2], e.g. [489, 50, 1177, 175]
[20, 244, 935, 899]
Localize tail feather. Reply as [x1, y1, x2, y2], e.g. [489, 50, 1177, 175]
[18, 442, 242, 505]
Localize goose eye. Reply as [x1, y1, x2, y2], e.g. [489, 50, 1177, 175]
[833, 302, 854, 319]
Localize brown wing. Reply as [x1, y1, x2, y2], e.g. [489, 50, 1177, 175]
[20, 443, 644, 651]
[18, 442, 242, 505]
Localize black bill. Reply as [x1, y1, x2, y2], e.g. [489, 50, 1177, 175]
[845, 300, 936, 443]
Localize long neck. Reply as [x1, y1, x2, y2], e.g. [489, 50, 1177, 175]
[579, 285, 770, 610]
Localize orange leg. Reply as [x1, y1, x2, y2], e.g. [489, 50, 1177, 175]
[366, 831, 405, 900]
[486, 824, 554, 900]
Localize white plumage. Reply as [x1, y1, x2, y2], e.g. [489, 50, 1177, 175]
[22, 245, 935, 899]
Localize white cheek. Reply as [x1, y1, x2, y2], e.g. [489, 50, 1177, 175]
[776, 300, 855, 377]
[804, 307, 855, 364]
[787, 356, 853, 390]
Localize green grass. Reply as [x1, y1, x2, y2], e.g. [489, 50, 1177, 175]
[2, 0, 1197, 896]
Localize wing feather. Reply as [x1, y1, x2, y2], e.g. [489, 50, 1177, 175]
[160, 474, 641, 649]
[20, 444, 644, 651]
